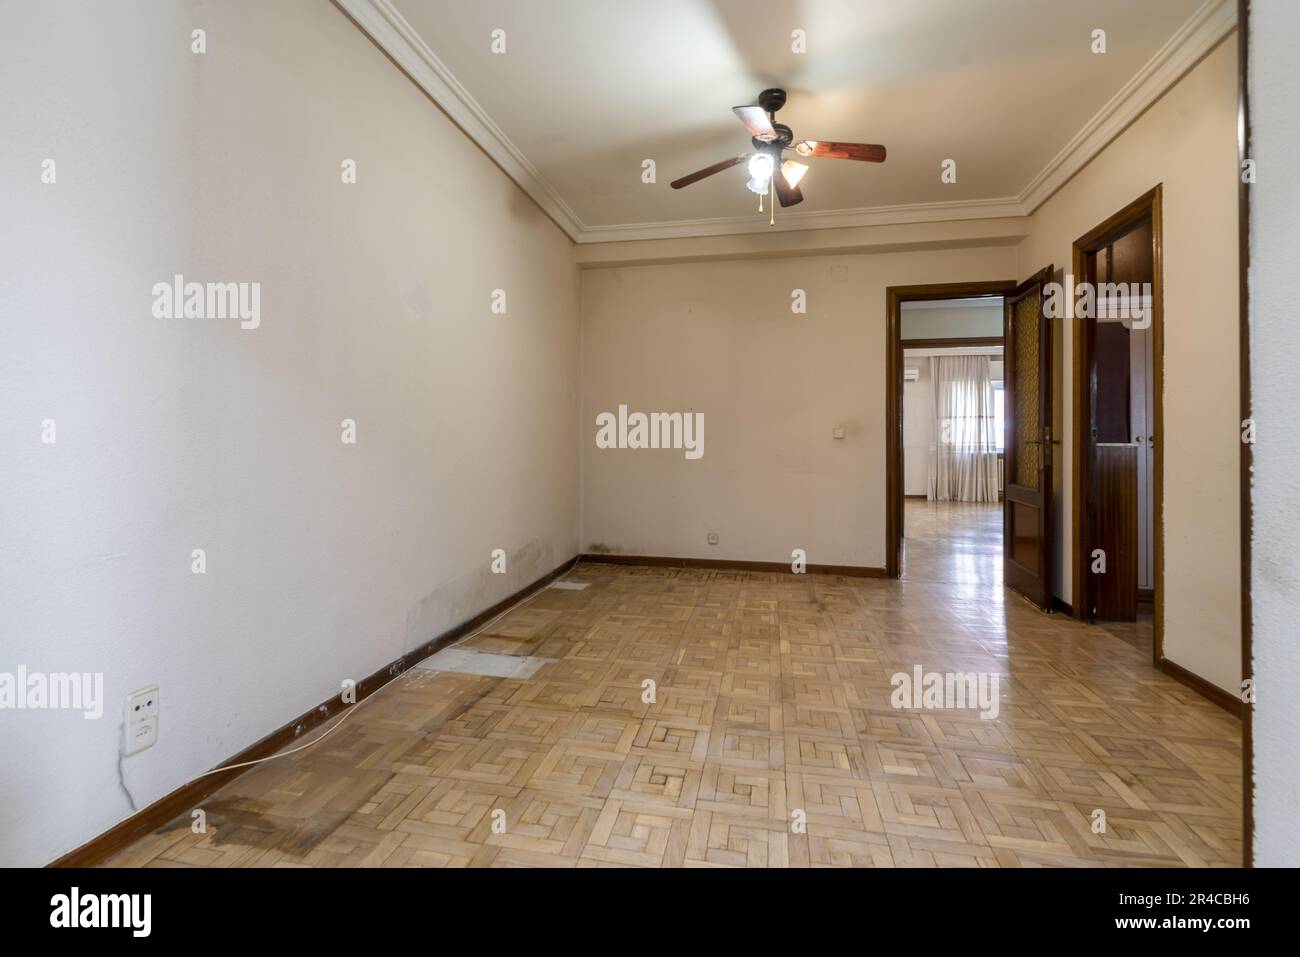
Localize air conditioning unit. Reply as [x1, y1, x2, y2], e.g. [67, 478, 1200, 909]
[903, 367, 920, 382]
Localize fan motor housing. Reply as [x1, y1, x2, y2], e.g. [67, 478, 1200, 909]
[757, 88, 787, 113]
[752, 123, 794, 152]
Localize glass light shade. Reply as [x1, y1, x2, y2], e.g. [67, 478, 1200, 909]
[781, 160, 809, 188]
[747, 152, 775, 180]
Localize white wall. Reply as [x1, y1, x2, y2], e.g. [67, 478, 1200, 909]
[902, 360, 933, 496]
[0, 0, 579, 866]
[901, 302, 1003, 340]
[580, 246, 1016, 567]
[1015, 36, 1241, 693]
[1249, 0, 1300, 868]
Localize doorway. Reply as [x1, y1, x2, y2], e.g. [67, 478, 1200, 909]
[1071, 186, 1163, 664]
[899, 306, 1005, 584]
[886, 282, 1014, 580]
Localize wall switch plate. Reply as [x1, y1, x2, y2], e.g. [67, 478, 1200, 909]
[833, 427, 846, 439]
[127, 685, 159, 724]
[125, 717, 158, 755]
[707, 532, 719, 545]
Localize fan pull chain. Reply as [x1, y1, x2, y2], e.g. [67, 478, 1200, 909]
[758, 191, 763, 213]
[769, 178, 775, 226]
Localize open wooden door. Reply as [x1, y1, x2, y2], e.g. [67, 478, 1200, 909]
[1003, 266, 1055, 610]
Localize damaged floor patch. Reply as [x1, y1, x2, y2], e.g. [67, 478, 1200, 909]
[547, 580, 589, 590]
[413, 647, 556, 679]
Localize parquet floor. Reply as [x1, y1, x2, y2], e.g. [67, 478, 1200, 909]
[901, 499, 1004, 588]
[107, 534, 1242, 867]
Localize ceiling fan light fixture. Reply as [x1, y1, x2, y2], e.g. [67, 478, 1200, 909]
[781, 159, 809, 188]
[745, 151, 775, 194]
[747, 151, 774, 180]
[794, 141, 815, 157]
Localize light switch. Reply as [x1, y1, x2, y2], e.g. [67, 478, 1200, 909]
[833, 427, 846, 440]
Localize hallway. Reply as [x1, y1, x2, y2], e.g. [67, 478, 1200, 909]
[901, 500, 1003, 588]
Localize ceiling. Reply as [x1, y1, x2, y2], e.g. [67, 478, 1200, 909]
[353, 0, 1231, 240]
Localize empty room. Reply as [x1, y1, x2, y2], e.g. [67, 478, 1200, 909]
[3, 0, 1298, 935]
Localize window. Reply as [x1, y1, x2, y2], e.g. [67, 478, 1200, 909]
[992, 382, 1005, 452]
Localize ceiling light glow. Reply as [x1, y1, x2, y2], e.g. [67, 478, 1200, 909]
[781, 160, 809, 188]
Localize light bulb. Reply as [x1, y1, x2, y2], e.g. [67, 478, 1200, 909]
[747, 152, 775, 181]
[746, 176, 771, 194]
[781, 160, 809, 189]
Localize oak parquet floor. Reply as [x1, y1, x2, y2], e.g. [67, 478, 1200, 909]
[107, 547, 1241, 868]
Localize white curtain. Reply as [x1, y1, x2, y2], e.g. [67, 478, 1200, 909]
[927, 355, 1000, 502]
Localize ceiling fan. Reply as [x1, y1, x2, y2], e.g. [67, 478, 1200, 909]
[670, 88, 886, 223]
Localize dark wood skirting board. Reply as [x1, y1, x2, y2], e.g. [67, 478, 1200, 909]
[1051, 596, 1074, 617]
[581, 553, 887, 578]
[48, 554, 583, 868]
[1160, 656, 1244, 718]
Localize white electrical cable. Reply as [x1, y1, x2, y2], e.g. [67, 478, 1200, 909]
[189, 563, 575, 782]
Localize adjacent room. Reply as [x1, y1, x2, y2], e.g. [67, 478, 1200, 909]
[4, 0, 1298, 892]
[900, 297, 1005, 588]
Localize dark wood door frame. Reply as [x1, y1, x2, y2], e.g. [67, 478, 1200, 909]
[1003, 266, 1056, 611]
[1237, 0, 1253, 869]
[1070, 186, 1164, 664]
[885, 280, 1016, 578]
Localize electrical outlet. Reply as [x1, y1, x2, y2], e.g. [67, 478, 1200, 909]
[125, 717, 158, 756]
[707, 532, 719, 545]
[126, 685, 159, 724]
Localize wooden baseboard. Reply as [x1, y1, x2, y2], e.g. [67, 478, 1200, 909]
[904, 494, 927, 500]
[47, 554, 583, 868]
[1137, 587, 1155, 604]
[1159, 656, 1244, 717]
[1051, 596, 1074, 616]
[580, 553, 887, 578]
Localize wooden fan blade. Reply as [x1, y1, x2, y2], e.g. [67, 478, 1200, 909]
[732, 106, 777, 142]
[794, 140, 887, 162]
[773, 169, 804, 207]
[670, 155, 746, 189]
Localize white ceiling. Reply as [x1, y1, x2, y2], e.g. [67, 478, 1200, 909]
[362, 0, 1228, 239]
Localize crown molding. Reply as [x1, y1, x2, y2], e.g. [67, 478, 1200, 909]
[578, 196, 1026, 244]
[1017, 0, 1236, 214]
[338, 0, 1235, 245]
[334, 0, 585, 242]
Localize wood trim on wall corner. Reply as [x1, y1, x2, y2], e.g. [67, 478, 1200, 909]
[46, 554, 584, 868]
[1236, 0, 1253, 869]
[1159, 656, 1245, 718]
[580, 553, 886, 578]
